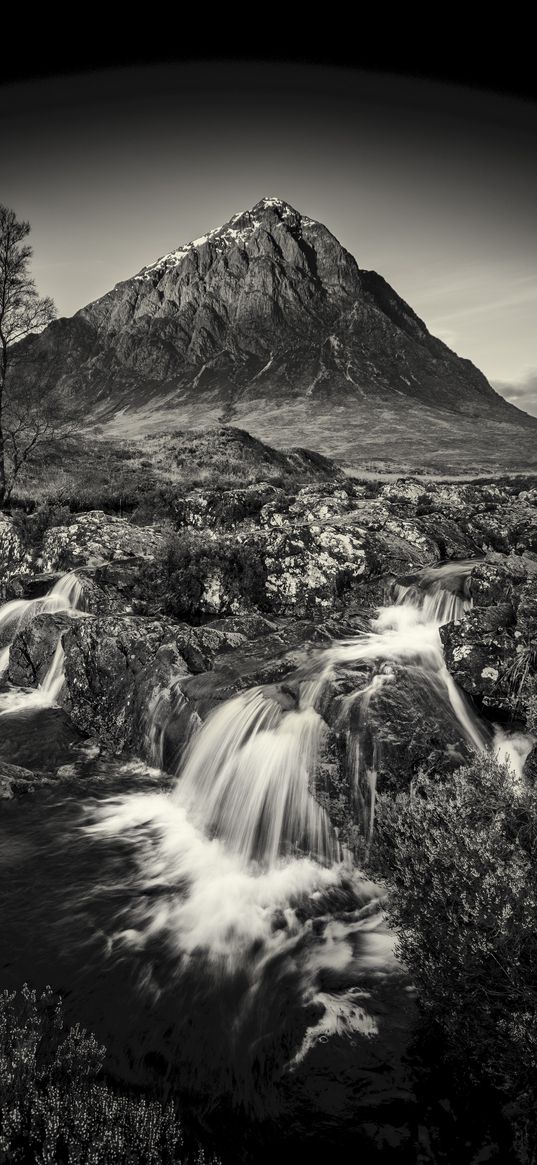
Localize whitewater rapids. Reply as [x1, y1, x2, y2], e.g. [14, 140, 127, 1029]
[84, 559, 531, 1062]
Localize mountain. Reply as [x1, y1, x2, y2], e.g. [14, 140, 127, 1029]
[20, 196, 537, 468]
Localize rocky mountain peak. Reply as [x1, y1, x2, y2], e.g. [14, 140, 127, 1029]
[18, 198, 537, 461]
[132, 195, 347, 287]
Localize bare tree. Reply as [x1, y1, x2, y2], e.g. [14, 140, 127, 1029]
[0, 205, 57, 503]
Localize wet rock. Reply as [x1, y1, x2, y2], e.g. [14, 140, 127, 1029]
[442, 553, 537, 720]
[441, 615, 515, 709]
[0, 759, 44, 798]
[7, 607, 282, 756]
[0, 706, 84, 772]
[58, 615, 190, 752]
[9, 612, 74, 686]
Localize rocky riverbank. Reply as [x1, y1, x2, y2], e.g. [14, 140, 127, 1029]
[1, 450, 536, 828]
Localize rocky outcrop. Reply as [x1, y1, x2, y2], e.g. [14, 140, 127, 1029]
[60, 616, 190, 751]
[39, 511, 171, 573]
[441, 554, 537, 719]
[5, 468, 537, 803]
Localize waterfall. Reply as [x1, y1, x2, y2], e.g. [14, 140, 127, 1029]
[39, 640, 67, 706]
[84, 556, 536, 1067]
[172, 682, 337, 866]
[392, 558, 474, 626]
[494, 726, 535, 784]
[0, 571, 82, 711]
[326, 592, 488, 754]
[0, 646, 9, 677]
[0, 572, 82, 669]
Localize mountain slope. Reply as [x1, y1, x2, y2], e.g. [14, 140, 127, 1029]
[19, 196, 537, 466]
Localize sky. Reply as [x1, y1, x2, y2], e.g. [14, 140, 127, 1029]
[1, 61, 536, 413]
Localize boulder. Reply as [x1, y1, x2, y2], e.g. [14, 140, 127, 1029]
[57, 615, 191, 752]
[263, 525, 367, 615]
[0, 759, 45, 799]
[462, 504, 537, 555]
[172, 483, 281, 529]
[39, 511, 171, 572]
[9, 612, 74, 686]
[442, 554, 537, 721]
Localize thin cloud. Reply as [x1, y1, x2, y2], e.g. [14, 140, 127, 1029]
[493, 370, 537, 418]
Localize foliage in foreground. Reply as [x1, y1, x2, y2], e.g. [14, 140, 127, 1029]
[0, 984, 217, 1165]
[374, 755, 537, 1156]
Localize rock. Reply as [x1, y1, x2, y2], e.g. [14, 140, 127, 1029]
[173, 483, 281, 529]
[441, 612, 525, 714]
[414, 513, 478, 560]
[0, 706, 84, 772]
[58, 614, 190, 752]
[263, 526, 367, 615]
[462, 504, 537, 555]
[39, 511, 171, 572]
[469, 554, 534, 606]
[379, 478, 426, 506]
[442, 553, 537, 721]
[0, 759, 45, 798]
[9, 612, 74, 686]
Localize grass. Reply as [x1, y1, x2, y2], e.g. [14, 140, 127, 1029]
[6, 426, 341, 523]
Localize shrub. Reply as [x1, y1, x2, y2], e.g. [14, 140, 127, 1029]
[152, 531, 268, 622]
[11, 503, 73, 550]
[0, 984, 218, 1164]
[373, 756, 537, 1154]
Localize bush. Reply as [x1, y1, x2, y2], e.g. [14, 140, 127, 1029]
[152, 531, 268, 622]
[373, 756, 537, 1154]
[0, 984, 217, 1164]
[11, 503, 73, 550]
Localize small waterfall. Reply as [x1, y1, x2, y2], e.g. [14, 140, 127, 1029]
[392, 558, 474, 626]
[39, 640, 67, 706]
[145, 681, 199, 774]
[0, 572, 82, 661]
[494, 726, 535, 784]
[173, 684, 338, 866]
[0, 571, 81, 711]
[326, 593, 487, 755]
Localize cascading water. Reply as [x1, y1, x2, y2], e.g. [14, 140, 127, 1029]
[0, 553, 533, 1161]
[90, 559, 528, 978]
[0, 571, 82, 712]
[89, 558, 518, 1066]
[172, 682, 337, 867]
[326, 584, 488, 755]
